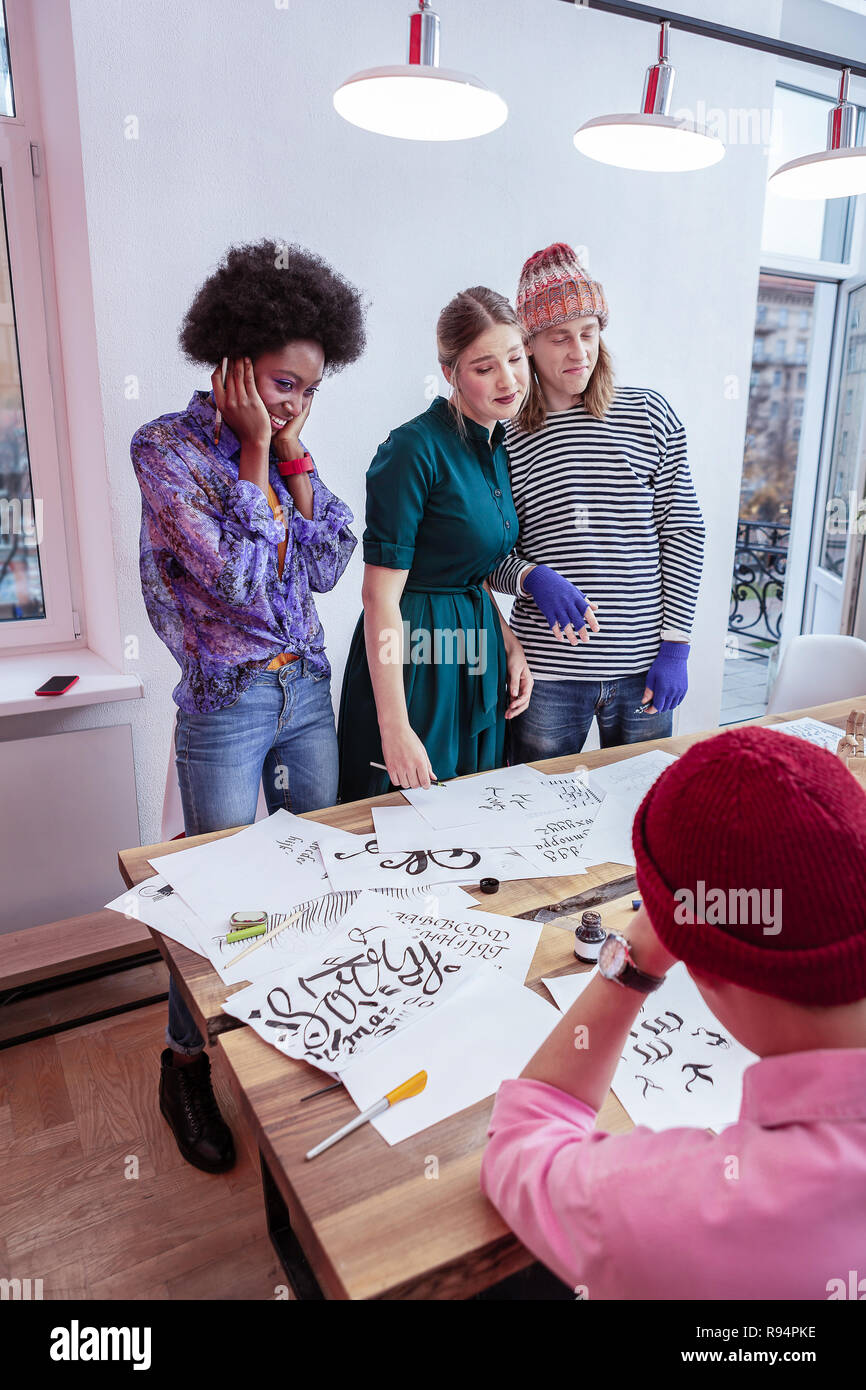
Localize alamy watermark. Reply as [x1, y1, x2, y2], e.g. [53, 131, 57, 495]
[826, 491, 866, 536]
[674, 880, 782, 936]
[0, 496, 43, 545]
[378, 622, 487, 675]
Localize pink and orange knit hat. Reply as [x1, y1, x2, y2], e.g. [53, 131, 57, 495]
[516, 242, 609, 338]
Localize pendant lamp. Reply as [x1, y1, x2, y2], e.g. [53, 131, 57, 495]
[333, 1, 507, 141]
[770, 69, 866, 199]
[574, 21, 725, 173]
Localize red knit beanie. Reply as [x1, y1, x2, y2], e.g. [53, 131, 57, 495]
[632, 725, 866, 1006]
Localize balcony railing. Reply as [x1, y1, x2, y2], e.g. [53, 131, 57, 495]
[728, 520, 790, 647]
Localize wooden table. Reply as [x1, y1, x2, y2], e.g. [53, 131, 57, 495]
[117, 698, 862, 1299]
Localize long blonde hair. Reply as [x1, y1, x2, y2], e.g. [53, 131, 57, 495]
[517, 333, 616, 433]
[436, 287, 527, 438]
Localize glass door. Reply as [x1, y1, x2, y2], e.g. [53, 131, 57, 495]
[803, 277, 866, 639]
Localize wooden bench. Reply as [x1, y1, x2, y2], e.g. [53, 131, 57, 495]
[0, 908, 154, 994]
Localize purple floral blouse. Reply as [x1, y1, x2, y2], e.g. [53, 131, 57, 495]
[131, 389, 357, 712]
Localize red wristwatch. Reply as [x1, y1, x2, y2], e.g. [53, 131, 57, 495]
[277, 453, 314, 477]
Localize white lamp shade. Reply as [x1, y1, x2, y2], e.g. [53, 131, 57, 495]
[574, 112, 725, 172]
[333, 64, 508, 141]
[769, 146, 866, 199]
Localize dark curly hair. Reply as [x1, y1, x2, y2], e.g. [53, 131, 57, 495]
[178, 239, 367, 374]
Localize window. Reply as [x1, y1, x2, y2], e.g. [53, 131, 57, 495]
[739, 276, 818, 522]
[776, 337, 786, 359]
[0, 176, 45, 622]
[796, 340, 808, 362]
[778, 307, 788, 326]
[0, 1, 75, 647]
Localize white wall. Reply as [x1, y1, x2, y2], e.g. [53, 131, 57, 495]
[17, 0, 784, 860]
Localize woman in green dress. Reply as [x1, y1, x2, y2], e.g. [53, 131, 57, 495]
[337, 287, 533, 800]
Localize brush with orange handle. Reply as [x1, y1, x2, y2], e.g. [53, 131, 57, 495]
[305, 1070, 428, 1160]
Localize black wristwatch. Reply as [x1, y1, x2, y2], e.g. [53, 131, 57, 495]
[598, 930, 666, 993]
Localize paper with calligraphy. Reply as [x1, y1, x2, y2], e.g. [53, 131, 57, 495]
[222, 915, 476, 1073]
[542, 963, 757, 1132]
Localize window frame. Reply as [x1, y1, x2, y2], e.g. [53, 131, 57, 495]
[0, 0, 75, 649]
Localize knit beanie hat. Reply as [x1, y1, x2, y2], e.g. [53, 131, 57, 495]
[631, 724, 866, 1006]
[516, 242, 609, 337]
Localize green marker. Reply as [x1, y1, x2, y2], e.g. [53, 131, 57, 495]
[226, 923, 268, 943]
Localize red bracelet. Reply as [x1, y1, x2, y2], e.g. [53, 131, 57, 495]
[277, 453, 314, 477]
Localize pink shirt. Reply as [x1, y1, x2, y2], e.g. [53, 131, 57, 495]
[480, 1049, 866, 1300]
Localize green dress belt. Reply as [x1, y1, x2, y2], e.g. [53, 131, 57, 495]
[401, 578, 503, 739]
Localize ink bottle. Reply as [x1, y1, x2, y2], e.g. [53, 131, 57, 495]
[574, 909, 606, 964]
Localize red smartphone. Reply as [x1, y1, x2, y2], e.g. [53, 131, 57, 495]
[35, 675, 79, 696]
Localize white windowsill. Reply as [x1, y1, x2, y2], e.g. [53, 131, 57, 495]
[0, 648, 143, 716]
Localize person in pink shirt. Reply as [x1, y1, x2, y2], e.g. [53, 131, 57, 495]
[481, 724, 866, 1300]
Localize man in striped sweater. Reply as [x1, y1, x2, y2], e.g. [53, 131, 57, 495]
[489, 242, 705, 759]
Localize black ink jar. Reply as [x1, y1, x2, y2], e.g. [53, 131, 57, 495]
[573, 909, 606, 964]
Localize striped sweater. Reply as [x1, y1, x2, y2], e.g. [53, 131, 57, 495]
[488, 387, 705, 681]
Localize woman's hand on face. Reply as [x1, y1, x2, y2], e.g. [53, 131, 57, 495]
[381, 725, 438, 790]
[212, 357, 272, 449]
[273, 393, 313, 462]
[504, 639, 533, 720]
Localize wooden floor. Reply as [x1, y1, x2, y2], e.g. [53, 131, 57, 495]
[0, 961, 288, 1300]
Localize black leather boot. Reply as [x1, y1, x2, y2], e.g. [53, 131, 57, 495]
[159, 1047, 236, 1173]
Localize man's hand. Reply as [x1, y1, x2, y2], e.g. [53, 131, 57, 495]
[642, 640, 690, 714]
[624, 903, 679, 977]
[523, 564, 600, 645]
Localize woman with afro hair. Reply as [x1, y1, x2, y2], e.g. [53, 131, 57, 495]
[130, 239, 365, 1174]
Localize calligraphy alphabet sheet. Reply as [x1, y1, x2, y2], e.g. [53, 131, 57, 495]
[222, 915, 477, 1074]
[403, 764, 567, 832]
[507, 811, 597, 877]
[541, 964, 757, 1132]
[318, 832, 534, 893]
[334, 891, 543, 983]
[374, 773, 604, 862]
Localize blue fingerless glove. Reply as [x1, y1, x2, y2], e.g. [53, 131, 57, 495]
[645, 641, 690, 713]
[523, 564, 592, 632]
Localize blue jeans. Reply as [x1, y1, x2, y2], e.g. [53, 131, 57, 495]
[508, 673, 674, 763]
[166, 659, 339, 1054]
